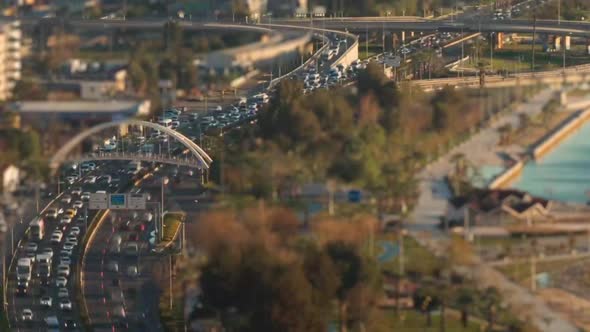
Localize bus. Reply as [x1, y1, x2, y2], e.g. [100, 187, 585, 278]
[29, 217, 45, 241]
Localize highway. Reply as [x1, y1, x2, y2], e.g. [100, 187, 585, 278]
[271, 17, 590, 37]
[13, 15, 589, 37]
[6, 161, 133, 331]
[81, 160, 204, 331]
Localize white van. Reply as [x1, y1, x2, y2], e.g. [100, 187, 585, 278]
[157, 118, 172, 127]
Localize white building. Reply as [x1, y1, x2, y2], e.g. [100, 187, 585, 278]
[0, 164, 20, 193]
[0, 20, 21, 101]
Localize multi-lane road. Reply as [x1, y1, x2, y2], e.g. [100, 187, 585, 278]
[6, 161, 134, 331]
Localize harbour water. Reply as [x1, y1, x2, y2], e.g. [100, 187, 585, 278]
[512, 121, 590, 203]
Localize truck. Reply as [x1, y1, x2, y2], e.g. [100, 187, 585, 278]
[29, 217, 45, 241]
[17, 257, 32, 281]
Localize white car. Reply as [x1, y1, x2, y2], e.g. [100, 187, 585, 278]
[57, 288, 69, 298]
[41, 247, 54, 258]
[21, 308, 33, 321]
[60, 255, 71, 265]
[127, 265, 139, 277]
[45, 208, 59, 219]
[61, 195, 72, 204]
[40, 296, 52, 308]
[143, 212, 153, 222]
[63, 242, 75, 251]
[25, 242, 38, 253]
[107, 261, 119, 272]
[71, 187, 82, 195]
[51, 233, 63, 244]
[60, 217, 72, 225]
[81, 192, 90, 201]
[55, 276, 67, 287]
[65, 176, 76, 185]
[84, 176, 97, 184]
[69, 227, 81, 236]
[61, 249, 73, 257]
[72, 201, 83, 209]
[59, 298, 72, 311]
[44, 315, 59, 328]
[57, 264, 70, 277]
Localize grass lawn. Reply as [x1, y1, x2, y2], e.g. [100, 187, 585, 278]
[158, 212, 184, 250]
[382, 309, 483, 332]
[497, 257, 590, 285]
[380, 235, 444, 276]
[515, 111, 575, 149]
[463, 44, 590, 72]
[78, 49, 131, 60]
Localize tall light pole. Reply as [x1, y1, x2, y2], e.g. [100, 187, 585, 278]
[531, 0, 538, 74]
[161, 176, 168, 241]
[557, 0, 561, 25]
[490, 32, 495, 72]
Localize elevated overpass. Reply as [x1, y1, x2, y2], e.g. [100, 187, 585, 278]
[413, 64, 590, 91]
[271, 17, 590, 37]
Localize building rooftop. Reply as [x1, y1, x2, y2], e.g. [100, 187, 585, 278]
[10, 100, 144, 114]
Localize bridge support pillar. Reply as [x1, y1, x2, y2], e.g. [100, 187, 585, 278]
[564, 35, 571, 51]
[542, 34, 550, 52]
[554, 36, 562, 51]
[496, 32, 504, 50]
[401, 31, 406, 43]
[384, 32, 398, 52]
[410, 31, 415, 37]
[119, 124, 128, 136]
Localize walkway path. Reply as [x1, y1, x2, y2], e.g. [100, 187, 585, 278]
[408, 88, 579, 332]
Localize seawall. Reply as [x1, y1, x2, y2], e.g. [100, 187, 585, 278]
[532, 109, 590, 160]
[488, 160, 524, 189]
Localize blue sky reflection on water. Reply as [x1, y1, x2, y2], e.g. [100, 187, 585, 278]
[512, 122, 590, 204]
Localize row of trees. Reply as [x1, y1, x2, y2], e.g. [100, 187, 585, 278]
[0, 126, 47, 180]
[214, 63, 483, 213]
[308, 0, 459, 16]
[189, 207, 382, 332]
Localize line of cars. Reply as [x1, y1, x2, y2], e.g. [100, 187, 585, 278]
[15, 188, 87, 330]
[11, 160, 128, 330]
[192, 93, 269, 133]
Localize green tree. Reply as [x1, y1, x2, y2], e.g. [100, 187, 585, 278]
[482, 287, 502, 332]
[325, 241, 378, 332]
[11, 79, 47, 101]
[431, 86, 465, 131]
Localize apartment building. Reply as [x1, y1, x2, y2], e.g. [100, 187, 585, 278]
[0, 20, 21, 101]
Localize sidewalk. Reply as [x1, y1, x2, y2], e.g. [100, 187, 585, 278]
[408, 88, 579, 332]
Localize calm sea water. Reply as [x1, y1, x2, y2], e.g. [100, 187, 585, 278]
[512, 122, 590, 203]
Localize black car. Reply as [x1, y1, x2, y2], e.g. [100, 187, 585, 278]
[16, 284, 28, 296]
[64, 319, 78, 329]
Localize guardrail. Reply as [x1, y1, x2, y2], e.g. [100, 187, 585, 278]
[269, 33, 330, 87]
[260, 23, 359, 87]
[532, 109, 590, 159]
[76, 209, 109, 329]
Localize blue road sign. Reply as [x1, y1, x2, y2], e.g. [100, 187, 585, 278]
[348, 190, 362, 203]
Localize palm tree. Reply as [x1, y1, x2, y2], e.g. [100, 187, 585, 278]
[482, 287, 502, 331]
[497, 123, 513, 145]
[450, 153, 467, 178]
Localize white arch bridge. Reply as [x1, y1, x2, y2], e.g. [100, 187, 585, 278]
[49, 119, 213, 172]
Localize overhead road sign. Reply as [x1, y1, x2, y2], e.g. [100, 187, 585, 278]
[127, 194, 147, 210]
[88, 193, 108, 210]
[109, 194, 127, 209]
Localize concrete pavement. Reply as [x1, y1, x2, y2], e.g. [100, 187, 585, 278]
[408, 88, 579, 332]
